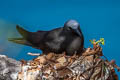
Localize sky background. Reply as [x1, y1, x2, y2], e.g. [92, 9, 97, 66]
[0, 0, 120, 77]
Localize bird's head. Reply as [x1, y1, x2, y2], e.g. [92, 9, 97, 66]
[64, 20, 82, 37]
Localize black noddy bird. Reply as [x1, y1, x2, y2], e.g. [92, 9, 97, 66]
[8, 20, 84, 55]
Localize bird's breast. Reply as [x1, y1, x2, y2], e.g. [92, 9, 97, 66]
[45, 36, 65, 51]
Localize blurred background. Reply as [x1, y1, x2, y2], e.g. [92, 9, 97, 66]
[0, 0, 120, 76]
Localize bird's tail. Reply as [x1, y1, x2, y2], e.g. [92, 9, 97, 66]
[8, 38, 32, 46]
[16, 25, 30, 39]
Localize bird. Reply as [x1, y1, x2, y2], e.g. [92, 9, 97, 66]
[8, 20, 84, 55]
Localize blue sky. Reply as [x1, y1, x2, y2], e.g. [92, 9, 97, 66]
[0, 0, 120, 76]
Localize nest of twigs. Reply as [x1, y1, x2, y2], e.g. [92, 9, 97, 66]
[17, 44, 120, 80]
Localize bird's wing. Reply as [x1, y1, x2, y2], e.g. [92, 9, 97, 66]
[8, 38, 33, 46]
[9, 25, 48, 47]
[28, 31, 48, 44]
[16, 25, 30, 39]
[17, 25, 48, 44]
[44, 28, 66, 50]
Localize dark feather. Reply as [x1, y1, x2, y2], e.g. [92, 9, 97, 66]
[8, 38, 32, 46]
[8, 20, 84, 55]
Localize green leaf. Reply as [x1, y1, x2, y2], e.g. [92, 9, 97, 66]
[89, 38, 105, 45]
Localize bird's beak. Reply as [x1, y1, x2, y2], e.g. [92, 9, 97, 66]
[74, 29, 81, 37]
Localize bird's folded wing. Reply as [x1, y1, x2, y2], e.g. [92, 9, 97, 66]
[8, 38, 32, 46]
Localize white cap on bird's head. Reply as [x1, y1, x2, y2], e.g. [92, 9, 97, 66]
[64, 20, 82, 37]
[64, 20, 80, 29]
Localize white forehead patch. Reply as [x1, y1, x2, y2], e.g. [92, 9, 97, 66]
[66, 20, 79, 29]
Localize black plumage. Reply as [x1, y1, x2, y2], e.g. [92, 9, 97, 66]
[8, 20, 84, 55]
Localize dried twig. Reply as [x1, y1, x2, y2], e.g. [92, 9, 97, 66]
[27, 52, 40, 56]
[17, 43, 119, 80]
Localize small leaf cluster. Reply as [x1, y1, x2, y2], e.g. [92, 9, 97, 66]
[90, 38, 105, 45]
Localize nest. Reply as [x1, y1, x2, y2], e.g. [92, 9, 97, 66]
[17, 44, 120, 80]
